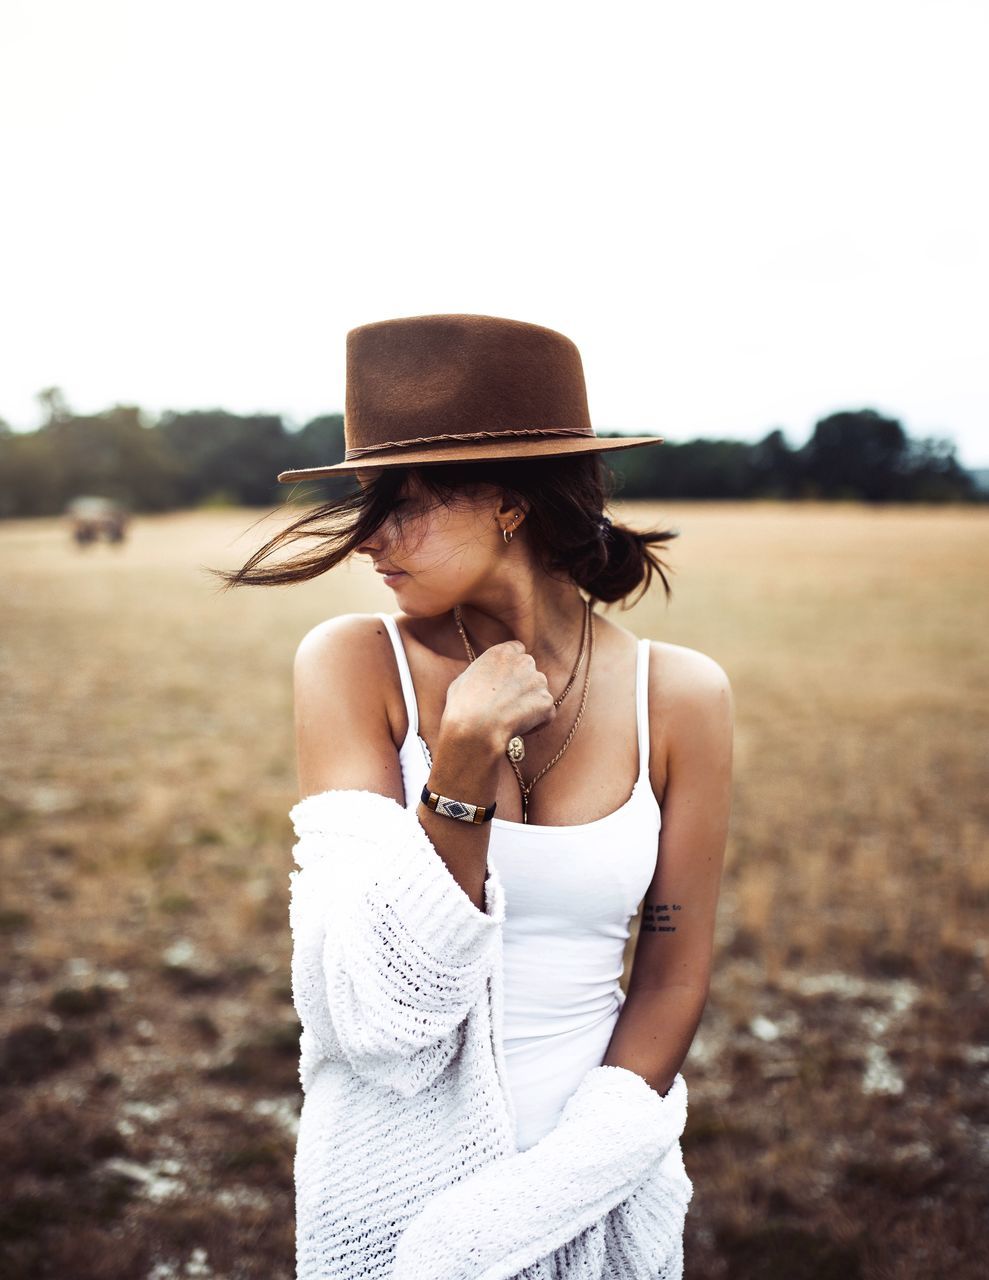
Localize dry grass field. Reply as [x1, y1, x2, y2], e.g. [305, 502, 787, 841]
[1, 500, 986, 1279]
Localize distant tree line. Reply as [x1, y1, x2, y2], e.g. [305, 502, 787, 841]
[0, 389, 979, 518]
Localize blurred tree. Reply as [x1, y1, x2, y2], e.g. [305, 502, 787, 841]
[798, 409, 910, 500]
[157, 410, 292, 506]
[37, 386, 71, 427]
[605, 435, 754, 498]
[51, 406, 185, 509]
[290, 414, 345, 467]
[0, 430, 61, 516]
[0, 399, 980, 516]
[280, 413, 354, 502]
[748, 428, 798, 498]
[899, 434, 976, 502]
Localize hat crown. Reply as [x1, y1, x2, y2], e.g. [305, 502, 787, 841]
[343, 314, 594, 461]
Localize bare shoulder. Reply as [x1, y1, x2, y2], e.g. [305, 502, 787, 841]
[645, 640, 734, 802]
[294, 611, 391, 672]
[292, 613, 408, 801]
[293, 613, 398, 707]
[648, 640, 733, 709]
[295, 609, 396, 691]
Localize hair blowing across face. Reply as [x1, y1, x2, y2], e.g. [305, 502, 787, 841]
[209, 453, 679, 609]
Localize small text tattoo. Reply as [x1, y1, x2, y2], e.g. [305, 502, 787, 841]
[640, 903, 681, 934]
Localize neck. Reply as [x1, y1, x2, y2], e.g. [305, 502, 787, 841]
[454, 575, 589, 668]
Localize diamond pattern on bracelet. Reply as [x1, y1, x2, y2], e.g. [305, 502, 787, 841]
[437, 796, 476, 822]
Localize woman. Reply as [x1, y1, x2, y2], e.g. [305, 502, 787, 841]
[219, 314, 734, 1278]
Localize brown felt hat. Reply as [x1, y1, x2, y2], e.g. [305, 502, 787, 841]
[276, 313, 664, 481]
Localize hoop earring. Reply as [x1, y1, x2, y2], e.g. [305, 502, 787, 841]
[503, 511, 525, 545]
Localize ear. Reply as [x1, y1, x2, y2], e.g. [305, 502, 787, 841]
[495, 490, 530, 523]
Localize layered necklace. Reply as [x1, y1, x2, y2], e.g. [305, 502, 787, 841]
[452, 596, 595, 823]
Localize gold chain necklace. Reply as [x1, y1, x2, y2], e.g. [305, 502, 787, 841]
[452, 597, 594, 824]
[453, 595, 590, 714]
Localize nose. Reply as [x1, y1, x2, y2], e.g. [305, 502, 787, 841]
[356, 515, 393, 560]
[357, 529, 384, 558]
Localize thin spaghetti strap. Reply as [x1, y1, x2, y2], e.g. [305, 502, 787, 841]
[635, 637, 651, 782]
[375, 612, 420, 737]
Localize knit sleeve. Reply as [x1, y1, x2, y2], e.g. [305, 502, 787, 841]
[287, 788, 505, 1097]
[391, 1066, 693, 1279]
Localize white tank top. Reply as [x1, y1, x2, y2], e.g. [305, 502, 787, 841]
[375, 611, 662, 1149]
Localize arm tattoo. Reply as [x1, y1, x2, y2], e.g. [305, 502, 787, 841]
[640, 903, 681, 934]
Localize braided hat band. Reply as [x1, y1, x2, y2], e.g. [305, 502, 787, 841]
[343, 425, 591, 462]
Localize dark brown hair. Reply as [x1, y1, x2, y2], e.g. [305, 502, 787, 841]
[208, 453, 679, 608]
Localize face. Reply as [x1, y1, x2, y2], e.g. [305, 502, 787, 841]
[355, 469, 520, 616]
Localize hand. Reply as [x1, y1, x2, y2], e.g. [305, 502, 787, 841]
[442, 639, 558, 752]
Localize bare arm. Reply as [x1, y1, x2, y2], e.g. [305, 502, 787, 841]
[290, 614, 515, 1091]
[602, 647, 734, 1094]
[415, 720, 502, 911]
[293, 613, 553, 911]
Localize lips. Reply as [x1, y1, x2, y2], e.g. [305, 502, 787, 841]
[375, 566, 405, 575]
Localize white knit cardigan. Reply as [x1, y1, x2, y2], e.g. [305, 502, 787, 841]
[288, 788, 693, 1280]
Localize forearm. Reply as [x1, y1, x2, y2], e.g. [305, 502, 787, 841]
[601, 985, 708, 1097]
[417, 717, 503, 912]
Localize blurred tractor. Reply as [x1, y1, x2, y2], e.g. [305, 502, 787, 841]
[65, 496, 130, 548]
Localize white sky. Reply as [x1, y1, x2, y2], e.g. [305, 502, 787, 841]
[1, 0, 987, 466]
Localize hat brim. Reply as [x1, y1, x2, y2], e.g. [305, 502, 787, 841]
[276, 434, 664, 482]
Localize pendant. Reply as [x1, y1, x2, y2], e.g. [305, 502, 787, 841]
[506, 735, 526, 763]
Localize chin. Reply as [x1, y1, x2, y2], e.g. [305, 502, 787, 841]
[399, 594, 459, 620]
[401, 603, 446, 620]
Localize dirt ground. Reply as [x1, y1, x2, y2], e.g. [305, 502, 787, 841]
[1, 500, 986, 1279]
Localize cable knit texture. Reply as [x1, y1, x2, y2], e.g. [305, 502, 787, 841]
[288, 788, 692, 1279]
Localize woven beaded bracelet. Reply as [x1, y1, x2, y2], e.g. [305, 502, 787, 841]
[420, 784, 497, 825]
